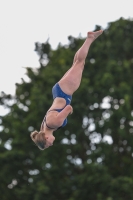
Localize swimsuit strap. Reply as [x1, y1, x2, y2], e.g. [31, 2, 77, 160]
[41, 110, 61, 130]
[44, 116, 57, 130]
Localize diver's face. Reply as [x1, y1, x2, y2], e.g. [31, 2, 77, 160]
[45, 134, 55, 148]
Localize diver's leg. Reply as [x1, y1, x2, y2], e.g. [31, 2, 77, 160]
[58, 30, 103, 95]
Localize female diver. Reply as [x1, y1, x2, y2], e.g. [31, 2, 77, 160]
[30, 30, 103, 150]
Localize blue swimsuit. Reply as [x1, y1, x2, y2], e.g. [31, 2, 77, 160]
[42, 83, 72, 130]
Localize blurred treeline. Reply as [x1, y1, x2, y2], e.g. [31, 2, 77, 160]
[1, 18, 133, 200]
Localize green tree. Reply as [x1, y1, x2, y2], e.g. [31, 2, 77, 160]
[1, 18, 133, 200]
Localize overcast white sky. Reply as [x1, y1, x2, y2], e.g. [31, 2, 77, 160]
[0, 0, 133, 95]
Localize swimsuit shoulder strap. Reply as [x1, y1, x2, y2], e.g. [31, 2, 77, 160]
[44, 115, 57, 130]
[41, 109, 62, 131]
[43, 110, 60, 130]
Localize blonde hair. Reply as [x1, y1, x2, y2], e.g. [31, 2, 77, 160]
[30, 130, 46, 150]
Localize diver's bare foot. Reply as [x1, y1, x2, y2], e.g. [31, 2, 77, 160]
[87, 30, 103, 41]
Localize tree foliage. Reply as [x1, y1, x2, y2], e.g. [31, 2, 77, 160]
[1, 18, 133, 200]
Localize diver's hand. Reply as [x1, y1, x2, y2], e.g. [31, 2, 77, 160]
[69, 105, 73, 115]
[57, 105, 73, 124]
